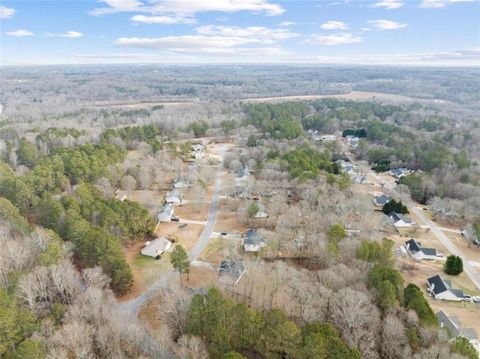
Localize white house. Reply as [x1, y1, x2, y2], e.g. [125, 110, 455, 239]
[141, 237, 172, 258]
[345, 135, 359, 148]
[389, 212, 416, 228]
[165, 190, 183, 205]
[427, 275, 464, 301]
[158, 203, 174, 222]
[243, 229, 267, 252]
[405, 239, 441, 261]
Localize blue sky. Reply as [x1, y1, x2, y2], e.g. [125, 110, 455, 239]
[1, 0, 479, 66]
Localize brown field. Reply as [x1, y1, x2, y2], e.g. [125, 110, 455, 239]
[215, 199, 248, 234]
[199, 237, 239, 265]
[117, 189, 165, 214]
[183, 266, 218, 289]
[156, 222, 204, 251]
[175, 203, 209, 221]
[444, 232, 480, 263]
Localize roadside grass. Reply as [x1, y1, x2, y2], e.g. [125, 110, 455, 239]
[132, 252, 173, 287]
[200, 237, 228, 264]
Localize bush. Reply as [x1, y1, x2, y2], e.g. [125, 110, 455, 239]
[382, 199, 408, 214]
[451, 337, 479, 359]
[404, 284, 437, 327]
[444, 255, 463, 275]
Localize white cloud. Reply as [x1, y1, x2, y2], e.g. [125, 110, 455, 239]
[279, 21, 295, 27]
[150, 0, 285, 16]
[305, 33, 363, 46]
[130, 14, 195, 24]
[195, 25, 298, 41]
[91, 0, 146, 15]
[420, 0, 474, 8]
[92, 0, 284, 17]
[361, 27, 371, 32]
[46, 31, 83, 38]
[368, 19, 407, 30]
[320, 21, 349, 30]
[0, 5, 16, 19]
[370, 0, 404, 9]
[6, 29, 34, 37]
[61, 31, 83, 38]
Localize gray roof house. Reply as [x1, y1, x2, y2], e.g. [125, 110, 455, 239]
[405, 239, 440, 261]
[165, 189, 183, 204]
[373, 194, 392, 206]
[158, 203, 174, 222]
[173, 176, 191, 189]
[218, 260, 246, 286]
[427, 275, 464, 301]
[388, 168, 413, 178]
[141, 237, 172, 258]
[389, 212, 415, 228]
[436, 311, 478, 340]
[243, 229, 267, 252]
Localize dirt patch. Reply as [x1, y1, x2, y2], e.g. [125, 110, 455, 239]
[215, 199, 248, 234]
[183, 266, 218, 289]
[175, 203, 209, 221]
[156, 222, 204, 251]
[200, 237, 239, 265]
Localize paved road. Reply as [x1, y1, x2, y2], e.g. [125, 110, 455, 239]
[410, 205, 480, 291]
[118, 145, 226, 314]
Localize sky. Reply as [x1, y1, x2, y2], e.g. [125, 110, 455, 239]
[0, 0, 479, 66]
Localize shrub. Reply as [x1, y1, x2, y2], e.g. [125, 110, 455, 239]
[444, 255, 463, 275]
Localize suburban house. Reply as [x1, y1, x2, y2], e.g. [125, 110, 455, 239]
[141, 237, 172, 259]
[373, 194, 392, 207]
[427, 275, 464, 301]
[336, 160, 356, 176]
[405, 239, 441, 260]
[173, 176, 191, 189]
[243, 229, 267, 252]
[158, 203, 174, 222]
[191, 143, 204, 152]
[235, 167, 250, 182]
[218, 260, 246, 286]
[353, 175, 368, 184]
[389, 212, 416, 228]
[165, 189, 183, 205]
[388, 168, 413, 178]
[254, 210, 269, 219]
[345, 135, 359, 147]
[436, 311, 479, 341]
[308, 129, 321, 141]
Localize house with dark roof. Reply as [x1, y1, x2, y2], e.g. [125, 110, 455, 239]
[427, 275, 464, 301]
[405, 239, 441, 261]
[218, 260, 246, 286]
[373, 194, 392, 207]
[243, 229, 267, 252]
[388, 168, 413, 178]
[389, 212, 415, 228]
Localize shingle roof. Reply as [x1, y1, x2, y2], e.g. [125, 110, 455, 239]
[427, 275, 448, 294]
[421, 247, 437, 256]
[406, 239, 421, 252]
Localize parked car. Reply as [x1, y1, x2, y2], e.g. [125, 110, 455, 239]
[472, 296, 480, 304]
[461, 295, 472, 302]
[171, 216, 180, 222]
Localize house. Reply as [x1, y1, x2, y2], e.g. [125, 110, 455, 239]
[173, 176, 191, 189]
[141, 237, 172, 258]
[436, 311, 478, 340]
[388, 168, 413, 179]
[373, 194, 392, 207]
[427, 275, 464, 301]
[235, 167, 250, 182]
[165, 190, 183, 205]
[345, 135, 359, 147]
[158, 203, 174, 222]
[218, 260, 246, 286]
[255, 210, 269, 219]
[405, 239, 441, 260]
[191, 143, 204, 152]
[308, 129, 321, 141]
[243, 229, 267, 252]
[353, 175, 368, 184]
[389, 212, 415, 228]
